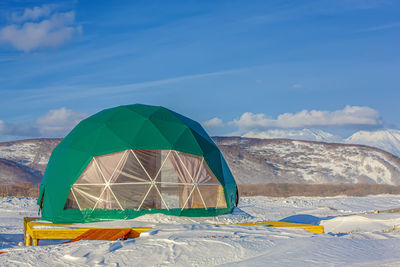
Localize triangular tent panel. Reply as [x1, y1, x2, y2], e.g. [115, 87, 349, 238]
[38, 104, 238, 223]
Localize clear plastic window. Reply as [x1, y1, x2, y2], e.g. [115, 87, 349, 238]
[64, 149, 227, 211]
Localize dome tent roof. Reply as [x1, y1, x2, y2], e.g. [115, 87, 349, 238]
[38, 104, 237, 223]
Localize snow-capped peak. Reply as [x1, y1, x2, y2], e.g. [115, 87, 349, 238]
[242, 128, 400, 157]
[346, 129, 400, 157]
[242, 128, 342, 143]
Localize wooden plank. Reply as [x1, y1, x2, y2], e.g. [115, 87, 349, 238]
[126, 230, 141, 239]
[66, 228, 133, 243]
[24, 217, 39, 245]
[31, 229, 92, 240]
[28, 227, 151, 240]
[25, 231, 31, 246]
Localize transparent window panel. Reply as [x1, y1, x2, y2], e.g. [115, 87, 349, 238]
[75, 160, 105, 184]
[216, 186, 227, 208]
[180, 185, 194, 209]
[168, 151, 195, 183]
[175, 152, 203, 181]
[133, 150, 161, 179]
[140, 186, 163, 209]
[64, 149, 226, 211]
[64, 190, 79, 210]
[184, 187, 205, 209]
[72, 185, 105, 210]
[197, 161, 220, 185]
[198, 185, 221, 208]
[112, 151, 151, 183]
[95, 151, 127, 182]
[159, 151, 181, 184]
[110, 184, 151, 209]
[160, 150, 170, 166]
[158, 184, 190, 209]
[95, 187, 122, 210]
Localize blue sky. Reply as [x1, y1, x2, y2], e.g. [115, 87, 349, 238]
[0, 0, 399, 141]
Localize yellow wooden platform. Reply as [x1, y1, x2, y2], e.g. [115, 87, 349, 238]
[24, 218, 324, 246]
[23, 218, 151, 246]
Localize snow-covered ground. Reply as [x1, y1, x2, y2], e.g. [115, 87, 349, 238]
[1, 195, 400, 266]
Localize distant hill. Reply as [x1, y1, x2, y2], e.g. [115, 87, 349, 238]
[0, 138, 61, 175]
[0, 158, 42, 185]
[0, 138, 60, 196]
[214, 136, 400, 185]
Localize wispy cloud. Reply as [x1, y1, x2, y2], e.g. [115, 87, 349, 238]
[358, 22, 400, 32]
[242, 0, 392, 27]
[0, 5, 81, 52]
[292, 83, 303, 89]
[6, 68, 245, 106]
[336, 0, 391, 10]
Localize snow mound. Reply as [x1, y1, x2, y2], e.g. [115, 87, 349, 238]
[321, 213, 400, 234]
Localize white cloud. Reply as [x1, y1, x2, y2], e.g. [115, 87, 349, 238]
[0, 7, 81, 52]
[203, 117, 224, 128]
[231, 106, 382, 131]
[36, 107, 87, 136]
[11, 5, 54, 23]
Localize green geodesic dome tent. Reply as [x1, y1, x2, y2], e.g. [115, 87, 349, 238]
[38, 104, 238, 223]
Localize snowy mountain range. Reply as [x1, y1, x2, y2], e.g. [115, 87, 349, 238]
[244, 129, 400, 157]
[0, 139, 60, 184]
[215, 137, 400, 185]
[1, 135, 400, 186]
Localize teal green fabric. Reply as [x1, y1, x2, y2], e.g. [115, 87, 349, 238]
[38, 104, 237, 223]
